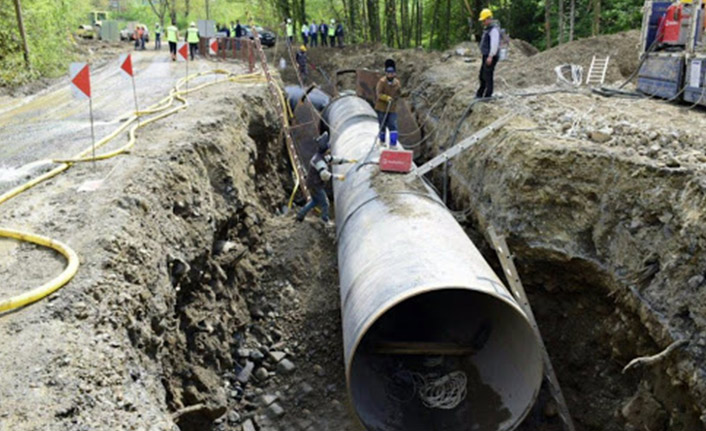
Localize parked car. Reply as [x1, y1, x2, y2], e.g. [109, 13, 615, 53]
[77, 24, 96, 39]
[243, 26, 276, 47]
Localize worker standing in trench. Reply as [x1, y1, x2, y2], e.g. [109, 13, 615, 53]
[375, 60, 402, 148]
[296, 132, 354, 225]
[476, 8, 500, 99]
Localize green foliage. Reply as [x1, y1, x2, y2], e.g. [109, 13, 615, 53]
[0, 0, 92, 87]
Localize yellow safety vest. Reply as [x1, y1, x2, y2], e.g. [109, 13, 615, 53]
[187, 27, 199, 43]
[286, 23, 293, 37]
[166, 25, 178, 43]
[328, 25, 335, 37]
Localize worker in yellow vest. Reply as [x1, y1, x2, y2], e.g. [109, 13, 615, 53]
[187, 22, 199, 61]
[328, 19, 336, 47]
[285, 18, 293, 44]
[166, 20, 179, 61]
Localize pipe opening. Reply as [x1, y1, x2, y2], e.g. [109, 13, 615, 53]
[350, 288, 542, 431]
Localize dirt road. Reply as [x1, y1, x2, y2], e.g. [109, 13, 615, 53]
[0, 49, 224, 191]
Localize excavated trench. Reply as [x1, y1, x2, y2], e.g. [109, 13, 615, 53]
[421, 99, 706, 430]
[96, 75, 705, 431]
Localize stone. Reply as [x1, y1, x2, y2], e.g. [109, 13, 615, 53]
[237, 361, 254, 384]
[260, 394, 278, 407]
[266, 402, 285, 418]
[298, 382, 314, 397]
[621, 384, 668, 431]
[242, 419, 256, 431]
[228, 410, 241, 424]
[268, 351, 286, 363]
[312, 364, 325, 377]
[250, 350, 265, 362]
[543, 400, 558, 417]
[276, 359, 295, 375]
[237, 348, 252, 358]
[254, 367, 269, 381]
[589, 129, 612, 143]
[688, 275, 704, 290]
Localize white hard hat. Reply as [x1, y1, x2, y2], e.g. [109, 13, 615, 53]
[190, 21, 196, 26]
[287, 18, 292, 23]
[331, 19, 335, 23]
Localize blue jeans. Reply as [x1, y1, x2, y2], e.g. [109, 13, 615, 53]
[376, 111, 398, 143]
[297, 187, 329, 221]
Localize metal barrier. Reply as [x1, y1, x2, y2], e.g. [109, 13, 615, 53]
[198, 37, 255, 72]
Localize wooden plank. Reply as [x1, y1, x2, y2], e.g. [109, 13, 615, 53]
[372, 341, 476, 356]
[487, 226, 576, 431]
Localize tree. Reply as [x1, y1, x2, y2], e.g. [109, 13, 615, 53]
[569, 0, 575, 41]
[545, 0, 552, 48]
[12, 0, 30, 69]
[592, 0, 601, 36]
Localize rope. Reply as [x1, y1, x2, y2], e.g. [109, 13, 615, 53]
[387, 369, 468, 410]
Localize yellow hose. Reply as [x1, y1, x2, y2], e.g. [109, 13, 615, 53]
[0, 68, 267, 314]
[0, 228, 79, 313]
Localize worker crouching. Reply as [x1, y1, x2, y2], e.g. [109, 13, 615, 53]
[375, 61, 401, 148]
[296, 132, 355, 225]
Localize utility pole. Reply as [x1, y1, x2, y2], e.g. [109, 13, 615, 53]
[12, 0, 31, 69]
[205, 0, 210, 20]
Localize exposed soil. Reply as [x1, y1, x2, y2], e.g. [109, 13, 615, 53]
[2, 28, 706, 431]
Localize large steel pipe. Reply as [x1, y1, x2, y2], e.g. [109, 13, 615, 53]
[325, 95, 543, 431]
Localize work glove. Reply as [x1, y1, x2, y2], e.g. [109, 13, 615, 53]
[335, 174, 346, 181]
[378, 94, 391, 103]
[320, 170, 332, 181]
[347, 159, 358, 163]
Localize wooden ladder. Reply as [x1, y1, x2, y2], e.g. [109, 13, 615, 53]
[585, 55, 610, 86]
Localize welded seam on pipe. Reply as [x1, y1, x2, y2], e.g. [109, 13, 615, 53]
[335, 189, 447, 241]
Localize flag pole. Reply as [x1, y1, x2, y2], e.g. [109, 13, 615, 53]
[131, 74, 140, 123]
[88, 95, 96, 168]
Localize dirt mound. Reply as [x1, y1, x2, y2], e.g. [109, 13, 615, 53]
[504, 30, 641, 88]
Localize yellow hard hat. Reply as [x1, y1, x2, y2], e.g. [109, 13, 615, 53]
[479, 8, 493, 21]
[681, 0, 693, 3]
[300, 45, 307, 52]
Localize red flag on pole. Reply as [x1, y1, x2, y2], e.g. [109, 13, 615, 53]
[120, 54, 133, 77]
[70, 63, 91, 99]
[177, 42, 188, 61]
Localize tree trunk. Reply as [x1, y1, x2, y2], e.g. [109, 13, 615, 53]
[592, 0, 601, 36]
[12, 0, 30, 69]
[569, 0, 575, 41]
[558, 0, 564, 44]
[367, 0, 380, 42]
[444, 0, 451, 48]
[545, 0, 552, 48]
[400, 0, 410, 48]
[429, 0, 440, 50]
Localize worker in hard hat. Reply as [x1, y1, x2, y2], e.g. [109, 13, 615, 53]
[296, 132, 354, 225]
[328, 19, 336, 47]
[296, 45, 308, 78]
[375, 60, 402, 148]
[476, 8, 500, 99]
[166, 20, 178, 61]
[154, 22, 161, 50]
[187, 22, 199, 60]
[285, 18, 294, 44]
